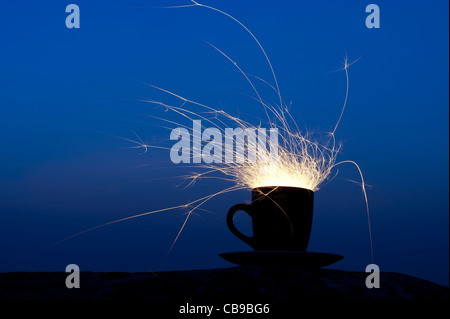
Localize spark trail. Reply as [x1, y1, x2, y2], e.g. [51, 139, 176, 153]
[52, 1, 374, 264]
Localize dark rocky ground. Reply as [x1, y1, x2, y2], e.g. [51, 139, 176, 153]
[0, 266, 447, 301]
[0, 266, 449, 319]
[1, 267, 448, 316]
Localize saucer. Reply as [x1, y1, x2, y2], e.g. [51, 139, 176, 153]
[219, 251, 343, 268]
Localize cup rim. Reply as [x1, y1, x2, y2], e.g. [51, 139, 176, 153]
[252, 186, 314, 192]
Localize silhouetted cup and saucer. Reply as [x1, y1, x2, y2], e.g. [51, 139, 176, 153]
[219, 186, 343, 267]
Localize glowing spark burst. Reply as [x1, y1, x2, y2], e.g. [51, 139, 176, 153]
[52, 1, 374, 264]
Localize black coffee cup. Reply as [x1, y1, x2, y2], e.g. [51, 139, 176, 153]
[227, 186, 314, 251]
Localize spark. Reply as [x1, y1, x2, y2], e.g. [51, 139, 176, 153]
[51, 1, 374, 265]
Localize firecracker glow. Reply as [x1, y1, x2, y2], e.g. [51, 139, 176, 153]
[54, 0, 374, 263]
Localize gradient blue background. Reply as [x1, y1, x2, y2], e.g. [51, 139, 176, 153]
[0, 0, 448, 286]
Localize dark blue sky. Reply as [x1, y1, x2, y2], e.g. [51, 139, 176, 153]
[0, 1, 448, 286]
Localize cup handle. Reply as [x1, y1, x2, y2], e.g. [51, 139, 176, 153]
[227, 203, 254, 248]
